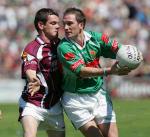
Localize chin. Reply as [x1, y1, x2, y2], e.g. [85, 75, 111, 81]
[66, 34, 72, 38]
[52, 33, 58, 38]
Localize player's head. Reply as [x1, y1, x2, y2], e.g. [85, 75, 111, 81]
[63, 7, 86, 38]
[34, 8, 60, 39]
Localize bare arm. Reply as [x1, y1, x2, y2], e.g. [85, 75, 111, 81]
[79, 61, 131, 78]
[26, 69, 37, 82]
[79, 67, 111, 77]
[26, 69, 41, 96]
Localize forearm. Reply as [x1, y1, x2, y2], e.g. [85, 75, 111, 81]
[25, 69, 37, 82]
[26, 69, 41, 96]
[79, 67, 111, 78]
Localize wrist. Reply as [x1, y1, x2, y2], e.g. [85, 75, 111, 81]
[103, 68, 107, 76]
[103, 67, 111, 76]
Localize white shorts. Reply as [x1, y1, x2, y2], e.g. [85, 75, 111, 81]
[62, 88, 116, 129]
[19, 97, 65, 131]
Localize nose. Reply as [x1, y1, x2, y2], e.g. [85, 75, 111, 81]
[64, 24, 69, 30]
[56, 23, 60, 29]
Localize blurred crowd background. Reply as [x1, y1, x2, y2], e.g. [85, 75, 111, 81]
[0, 0, 150, 97]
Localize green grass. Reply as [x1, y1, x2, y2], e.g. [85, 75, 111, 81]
[0, 99, 150, 137]
[114, 99, 150, 137]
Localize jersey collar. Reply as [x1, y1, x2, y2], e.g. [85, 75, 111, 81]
[36, 36, 45, 45]
[84, 31, 91, 41]
[35, 35, 52, 45]
[68, 31, 92, 50]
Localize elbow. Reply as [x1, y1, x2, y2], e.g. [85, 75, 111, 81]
[79, 73, 86, 78]
[78, 70, 89, 78]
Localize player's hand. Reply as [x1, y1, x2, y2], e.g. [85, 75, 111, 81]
[28, 77, 41, 96]
[110, 61, 131, 75]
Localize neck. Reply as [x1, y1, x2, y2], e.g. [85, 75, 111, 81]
[72, 31, 84, 47]
[39, 32, 52, 43]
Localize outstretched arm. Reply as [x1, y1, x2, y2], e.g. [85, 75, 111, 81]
[26, 69, 41, 96]
[79, 61, 131, 78]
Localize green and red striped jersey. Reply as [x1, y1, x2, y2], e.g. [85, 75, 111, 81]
[57, 31, 122, 94]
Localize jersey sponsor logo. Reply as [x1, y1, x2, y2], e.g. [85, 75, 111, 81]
[24, 60, 37, 66]
[22, 51, 35, 61]
[64, 52, 75, 60]
[111, 39, 119, 52]
[70, 59, 84, 71]
[101, 33, 109, 44]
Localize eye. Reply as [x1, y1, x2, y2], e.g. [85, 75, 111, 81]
[50, 22, 57, 25]
[63, 21, 73, 26]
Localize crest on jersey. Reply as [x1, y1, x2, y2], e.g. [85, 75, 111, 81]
[21, 51, 35, 61]
[22, 51, 27, 60]
[90, 50, 96, 58]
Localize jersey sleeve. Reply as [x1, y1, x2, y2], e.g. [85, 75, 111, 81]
[57, 42, 85, 75]
[91, 31, 122, 59]
[21, 50, 39, 74]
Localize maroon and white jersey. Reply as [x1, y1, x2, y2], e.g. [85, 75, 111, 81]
[21, 36, 63, 109]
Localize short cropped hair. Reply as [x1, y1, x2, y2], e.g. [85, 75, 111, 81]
[63, 7, 86, 28]
[34, 8, 59, 32]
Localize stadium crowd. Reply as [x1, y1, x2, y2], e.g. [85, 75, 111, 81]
[0, 0, 150, 79]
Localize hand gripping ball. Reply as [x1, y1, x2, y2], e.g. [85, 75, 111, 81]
[116, 45, 143, 69]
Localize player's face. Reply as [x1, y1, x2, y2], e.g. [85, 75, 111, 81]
[43, 15, 60, 39]
[63, 14, 83, 39]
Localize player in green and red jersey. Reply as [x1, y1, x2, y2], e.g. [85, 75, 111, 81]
[58, 31, 122, 94]
[57, 7, 131, 137]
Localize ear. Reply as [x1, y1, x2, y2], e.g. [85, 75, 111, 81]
[38, 21, 44, 30]
[79, 22, 84, 29]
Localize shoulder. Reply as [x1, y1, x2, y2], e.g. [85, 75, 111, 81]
[87, 31, 103, 38]
[59, 38, 70, 45]
[87, 30, 110, 44]
[23, 39, 41, 56]
[58, 38, 71, 50]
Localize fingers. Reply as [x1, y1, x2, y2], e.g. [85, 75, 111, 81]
[28, 77, 41, 96]
[30, 91, 34, 97]
[28, 83, 34, 93]
[28, 85, 40, 96]
[118, 67, 131, 75]
[114, 61, 131, 75]
[32, 77, 40, 83]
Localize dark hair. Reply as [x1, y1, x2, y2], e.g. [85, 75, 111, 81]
[63, 7, 86, 28]
[34, 8, 59, 32]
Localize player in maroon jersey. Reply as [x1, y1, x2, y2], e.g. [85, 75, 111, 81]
[18, 8, 65, 137]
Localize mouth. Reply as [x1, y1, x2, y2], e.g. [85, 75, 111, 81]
[65, 32, 71, 35]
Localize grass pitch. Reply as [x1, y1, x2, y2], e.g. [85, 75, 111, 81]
[0, 99, 149, 137]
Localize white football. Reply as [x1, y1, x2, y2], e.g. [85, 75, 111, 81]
[116, 45, 143, 69]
